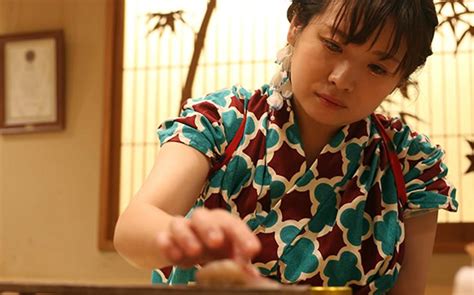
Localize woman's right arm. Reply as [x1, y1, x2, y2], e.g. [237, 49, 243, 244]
[113, 142, 211, 269]
[113, 142, 261, 270]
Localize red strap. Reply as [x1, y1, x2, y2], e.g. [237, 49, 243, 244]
[372, 114, 408, 208]
[208, 111, 248, 176]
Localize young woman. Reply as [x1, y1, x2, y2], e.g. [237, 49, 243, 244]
[114, 0, 458, 294]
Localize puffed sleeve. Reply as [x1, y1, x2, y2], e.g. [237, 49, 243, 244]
[157, 87, 247, 164]
[390, 120, 458, 218]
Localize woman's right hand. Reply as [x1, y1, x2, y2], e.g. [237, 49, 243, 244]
[155, 207, 261, 268]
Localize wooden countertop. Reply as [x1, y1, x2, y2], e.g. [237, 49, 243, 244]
[0, 281, 311, 295]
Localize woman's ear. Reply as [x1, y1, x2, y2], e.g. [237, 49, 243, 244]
[287, 16, 301, 46]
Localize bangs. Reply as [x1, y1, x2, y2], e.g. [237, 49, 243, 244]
[330, 0, 413, 75]
[290, 0, 437, 78]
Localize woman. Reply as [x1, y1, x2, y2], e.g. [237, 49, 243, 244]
[114, 0, 458, 294]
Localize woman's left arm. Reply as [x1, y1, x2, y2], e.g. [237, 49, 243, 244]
[389, 211, 438, 295]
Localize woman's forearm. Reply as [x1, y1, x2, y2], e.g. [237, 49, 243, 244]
[114, 201, 175, 269]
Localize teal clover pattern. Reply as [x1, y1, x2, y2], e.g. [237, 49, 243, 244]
[339, 200, 370, 246]
[380, 169, 398, 205]
[308, 183, 338, 233]
[296, 170, 315, 188]
[222, 110, 244, 141]
[204, 88, 231, 107]
[285, 124, 300, 146]
[329, 128, 345, 148]
[247, 210, 278, 231]
[254, 165, 272, 187]
[323, 251, 362, 286]
[336, 142, 364, 188]
[244, 113, 256, 135]
[267, 127, 281, 149]
[373, 267, 399, 295]
[280, 225, 301, 245]
[374, 211, 402, 256]
[269, 180, 286, 200]
[221, 155, 252, 197]
[280, 237, 320, 282]
[151, 269, 166, 284]
[408, 191, 454, 209]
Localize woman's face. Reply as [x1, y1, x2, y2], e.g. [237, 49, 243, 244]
[288, 6, 406, 127]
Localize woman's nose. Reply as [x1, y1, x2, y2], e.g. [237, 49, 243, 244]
[328, 61, 355, 92]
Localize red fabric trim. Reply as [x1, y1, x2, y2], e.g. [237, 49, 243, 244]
[208, 111, 248, 177]
[372, 114, 408, 208]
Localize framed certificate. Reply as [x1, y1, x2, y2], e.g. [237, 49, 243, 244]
[0, 30, 65, 134]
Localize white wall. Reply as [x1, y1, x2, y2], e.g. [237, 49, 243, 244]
[0, 0, 148, 283]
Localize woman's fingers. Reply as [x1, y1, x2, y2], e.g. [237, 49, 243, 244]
[190, 208, 225, 249]
[157, 222, 204, 268]
[220, 216, 261, 259]
[190, 208, 261, 260]
[169, 217, 202, 257]
[157, 208, 261, 268]
[156, 231, 183, 263]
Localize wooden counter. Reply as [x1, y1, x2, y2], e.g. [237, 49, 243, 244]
[0, 281, 310, 295]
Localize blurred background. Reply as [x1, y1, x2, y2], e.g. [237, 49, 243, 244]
[0, 0, 472, 294]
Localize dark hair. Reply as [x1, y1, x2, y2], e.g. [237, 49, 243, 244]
[287, 0, 438, 80]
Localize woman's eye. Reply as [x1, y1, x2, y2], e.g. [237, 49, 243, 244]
[369, 64, 388, 76]
[322, 39, 342, 53]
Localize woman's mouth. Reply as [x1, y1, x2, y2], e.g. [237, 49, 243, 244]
[315, 92, 347, 109]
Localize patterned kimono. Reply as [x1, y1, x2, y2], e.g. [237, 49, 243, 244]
[153, 85, 458, 294]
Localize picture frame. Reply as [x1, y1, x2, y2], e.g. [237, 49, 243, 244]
[0, 30, 65, 134]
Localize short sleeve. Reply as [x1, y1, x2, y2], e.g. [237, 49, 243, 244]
[390, 120, 458, 217]
[157, 87, 247, 163]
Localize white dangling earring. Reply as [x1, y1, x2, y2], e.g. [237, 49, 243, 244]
[267, 44, 294, 119]
[276, 43, 293, 73]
